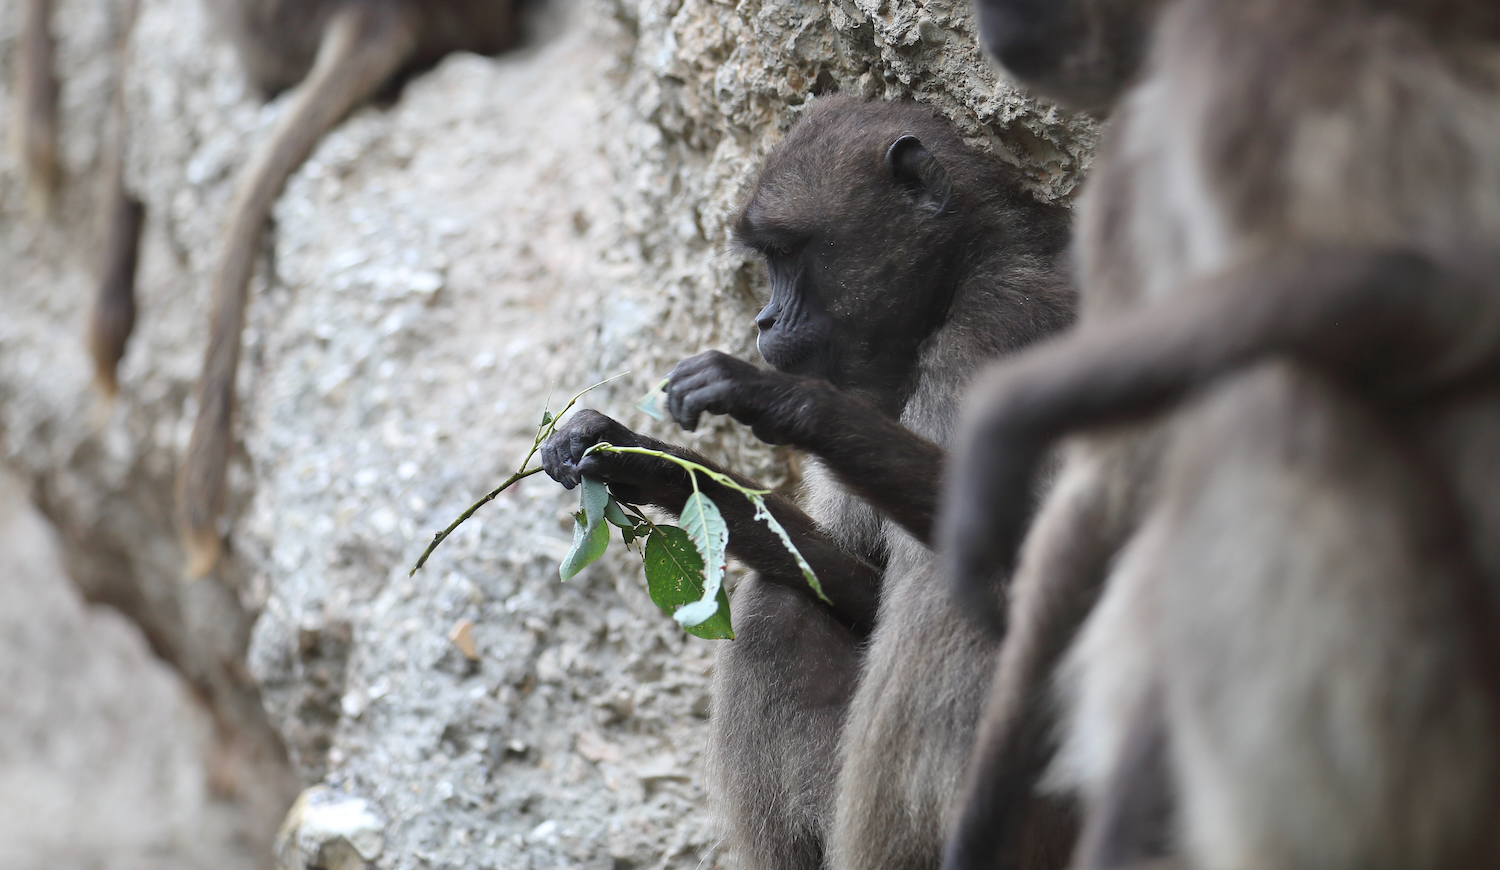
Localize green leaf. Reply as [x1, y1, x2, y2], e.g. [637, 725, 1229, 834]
[604, 497, 633, 528]
[750, 494, 829, 604]
[540, 410, 554, 427]
[676, 491, 729, 627]
[560, 509, 610, 580]
[643, 526, 733, 640]
[634, 378, 670, 422]
[580, 476, 611, 530]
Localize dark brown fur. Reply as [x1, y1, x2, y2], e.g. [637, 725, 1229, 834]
[941, 1, 1500, 868]
[177, 0, 518, 576]
[89, 0, 145, 398]
[541, 96, 1077, 870]
[90, 177, 145, 396]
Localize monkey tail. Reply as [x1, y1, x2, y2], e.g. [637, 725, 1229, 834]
[90, 0, 145, 400]
[178, 5, 416, 578]
[14, 0, 59, 214]
[940, 246, 1497, 628]
[90, 181, 145, 398]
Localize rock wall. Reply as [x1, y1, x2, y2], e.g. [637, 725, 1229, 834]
[0, 0, 1095, 866]
[0, 463, 261, 870]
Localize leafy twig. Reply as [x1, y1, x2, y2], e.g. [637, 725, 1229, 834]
[583, 442, 827, 606]
[409, 373, 627, 576]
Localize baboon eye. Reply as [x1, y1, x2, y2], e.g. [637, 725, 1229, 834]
[758, 239, 804, 260]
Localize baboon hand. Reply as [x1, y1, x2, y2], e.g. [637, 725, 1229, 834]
[540, 409, 640, 488]
[666, 351, 806, 444]
[539, 410, 682, 506]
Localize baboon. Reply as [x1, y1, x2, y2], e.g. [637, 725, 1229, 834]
[169, 0, 519, 576]
[11, 0, 58, 213]
[541, 96, 1077, 870]
[939, 1, 1500, 868]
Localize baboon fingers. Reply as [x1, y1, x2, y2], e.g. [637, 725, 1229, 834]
[667, 381, 736, 432]
[666, 350, 776, 432]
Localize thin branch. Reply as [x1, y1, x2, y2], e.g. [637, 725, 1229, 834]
[409, 467, 543, 575]
[408, 372, 628, 576]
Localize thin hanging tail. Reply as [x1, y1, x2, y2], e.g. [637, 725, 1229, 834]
[90, 0, 145, 399]
[178, 5, 417, 578]
[13, 0, 59, 214]
[89, 180, 145, 397]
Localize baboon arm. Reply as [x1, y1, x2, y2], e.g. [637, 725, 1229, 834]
[667, 350, 946, 544]
[786, 385, 947, 546]
[946, 449, 1132, 870]
[178, 4, 417, 578]
[737, 488, 885, 633]
[543, 411, 884, 632]
[710, 478, 884, 634]
[941, 244, 1500, 599]
[1072, 684, 1174, 870]
[610, 441, 882, 632]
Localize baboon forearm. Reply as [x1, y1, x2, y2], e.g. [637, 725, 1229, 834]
[723, 489, 883, 634]
[947, 245, 1500, 588]
[997, 246, 1500, 440]
[946, 457, 1128, 870]
[782, 382, 947, 545]
[621, 441, 882, 633]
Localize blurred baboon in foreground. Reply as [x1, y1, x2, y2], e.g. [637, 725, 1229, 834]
[165, 0, 518, 576]
[543, 96, 1078, 870]
[939, 0, 1500, 868]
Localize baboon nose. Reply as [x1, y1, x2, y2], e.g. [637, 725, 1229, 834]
[755, 303, 780, 332]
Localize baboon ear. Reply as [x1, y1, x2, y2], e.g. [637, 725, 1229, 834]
[885, 134, 953, 216]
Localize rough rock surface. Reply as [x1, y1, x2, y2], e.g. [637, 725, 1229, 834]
[0, 0, 1095, 866]
[0, 465, 260, 870]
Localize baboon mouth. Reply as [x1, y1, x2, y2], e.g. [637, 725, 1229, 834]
[757, 335, 825, 376]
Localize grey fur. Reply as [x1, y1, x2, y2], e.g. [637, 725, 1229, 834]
[944, 1, 1500, 868]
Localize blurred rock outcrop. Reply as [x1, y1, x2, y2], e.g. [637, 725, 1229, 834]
[0, 465, 261, 870]
[0, 0, 1094, 866]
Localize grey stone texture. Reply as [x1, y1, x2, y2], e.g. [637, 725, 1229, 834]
[0, 0, 1094, 866]
[0, 465, 261, 870]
